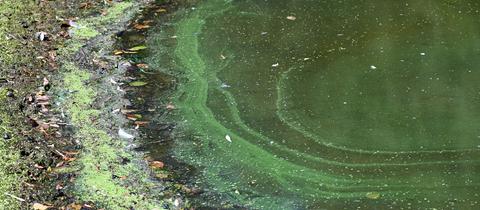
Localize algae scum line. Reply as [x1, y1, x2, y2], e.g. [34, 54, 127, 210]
[1, 0, 480, 209]
[125, 0, 480, 209]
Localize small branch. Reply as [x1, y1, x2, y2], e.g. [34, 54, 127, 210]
[4, 192, 26, 202]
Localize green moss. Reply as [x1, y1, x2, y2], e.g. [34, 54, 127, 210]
[0, 0, 37, 65]
[71, 27, 99, 39]
[70, 2, 134, 40]
[61, 63, 160, 209]
[0, 0, 38, 207]
[57, 2, 165, 209]
[0, 88, 21, 208]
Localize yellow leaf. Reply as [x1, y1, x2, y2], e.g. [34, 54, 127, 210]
[33, 203, 51, 210]
[366, 192, 381, 199]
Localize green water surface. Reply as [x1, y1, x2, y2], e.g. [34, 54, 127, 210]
[148, 0, 480, 208]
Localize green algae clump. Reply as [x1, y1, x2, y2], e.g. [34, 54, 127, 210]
[0, 88, 22, 208]
[57, 2, 166, 209]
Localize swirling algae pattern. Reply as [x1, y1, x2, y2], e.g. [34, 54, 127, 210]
[159, 0, 480, 208]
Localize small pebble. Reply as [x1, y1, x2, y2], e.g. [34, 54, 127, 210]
[6, 90, 14, 97]
[3, 133, 11, 140]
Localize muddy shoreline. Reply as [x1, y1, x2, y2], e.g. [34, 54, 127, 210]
[0, 0, 194, 209]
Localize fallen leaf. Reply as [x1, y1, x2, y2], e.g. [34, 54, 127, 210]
[33, 203, 51, 210]
[113, 50, 124, 55]
[121, 109, 139, 114]
[133, 23, 151, 30]
[66, 203, 82, 210]
[136, 63, 149, 69]
[128, 45, 147, 51]
[150, 161, 165, 169]
[134, 121, 149, 126]
[129, 81, 148, 87]
[366, 192, 380, 199]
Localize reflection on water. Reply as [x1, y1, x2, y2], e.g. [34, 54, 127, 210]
[146, 0, 480, 208]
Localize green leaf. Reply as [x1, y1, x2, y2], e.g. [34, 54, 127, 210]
[129, 81, 148, 87]
[128, 45, 147, 51]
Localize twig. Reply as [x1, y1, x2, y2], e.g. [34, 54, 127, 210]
[4, 192, 26, 202]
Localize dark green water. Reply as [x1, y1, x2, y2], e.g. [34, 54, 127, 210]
[146, 0, 480, 208]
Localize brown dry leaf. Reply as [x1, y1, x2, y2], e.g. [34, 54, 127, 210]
[126, 114, 142, 121]
[134, 121, 149, 126]
[32, 203, 51, 210]
[66, 203, 82, 210]
[150, 161, 165, 169]
[64, 157, 77, 162]
[133, 23, 151, 30]
[79, 2, 92, 9]
[121, 109, 139, 114]
[136, 63, 149, 69]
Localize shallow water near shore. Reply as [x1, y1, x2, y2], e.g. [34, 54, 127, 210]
[142, 0, 480, 208]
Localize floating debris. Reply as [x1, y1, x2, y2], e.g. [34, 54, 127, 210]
[366, 192, 381, 199]
[272, 63, 279, 67]
[370, 65, 377, 70]
[225, 135, 232, 142]
[286, 16, 297, 20]
[35, 31, 48, 41]
[128, 45, 148, 51]
[221, 83, 231, 88]
[129, 81, 148, 87]
[118, 128, 134, 139]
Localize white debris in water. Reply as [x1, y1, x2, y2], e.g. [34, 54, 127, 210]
[303, 57, 311, 61]
[343, 101, 348, 105]
[286, 16, 297, 20]
[221, 83, 231, 88]
[272, 63, 279, 67]
[420, 52, 426, 56]
[261, 32, 268, 35]
[370, 65, 377, 70]
[119, 128, 134, 139]
[174, 198, 181, 207]
[225, 135, 232, 142]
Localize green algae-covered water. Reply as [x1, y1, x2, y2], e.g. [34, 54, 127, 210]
[146, 0, 480, 208]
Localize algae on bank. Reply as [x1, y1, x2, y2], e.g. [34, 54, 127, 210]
[0, 0, 41, 207]
[0, 88, 22, 208]
[57, 2, 165, 209]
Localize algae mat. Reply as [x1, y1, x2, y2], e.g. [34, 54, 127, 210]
[148, 0, 480, 208]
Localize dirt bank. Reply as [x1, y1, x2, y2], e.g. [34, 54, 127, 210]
[0, 0, 185, 209]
